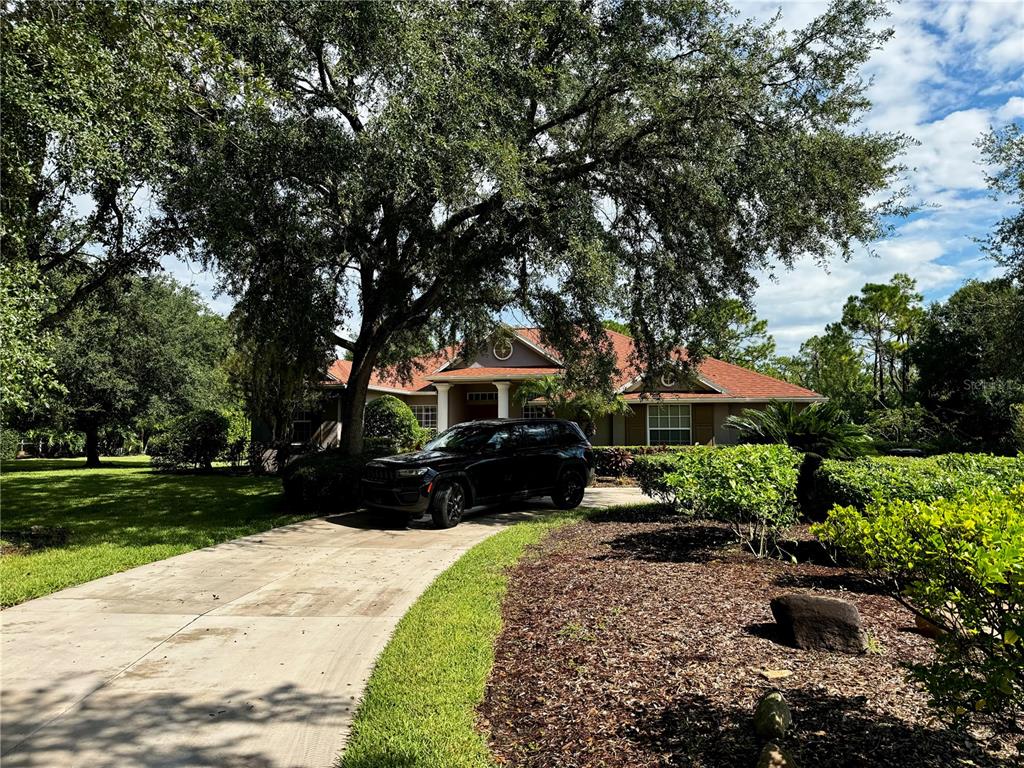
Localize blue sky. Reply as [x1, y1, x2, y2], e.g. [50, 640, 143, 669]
[164, 0, 1023, 355]
[741, 0, 1023, 352]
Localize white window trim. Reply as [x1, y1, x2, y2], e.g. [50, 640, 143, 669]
[521, 404, 550, 419]
[645, 403, 693, 446]
[410, 404, 437, 430]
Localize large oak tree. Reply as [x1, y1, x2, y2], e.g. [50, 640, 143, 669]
[162, 0, 908, 454]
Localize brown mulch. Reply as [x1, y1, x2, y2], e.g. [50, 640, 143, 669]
[479, 507, 1021, 767]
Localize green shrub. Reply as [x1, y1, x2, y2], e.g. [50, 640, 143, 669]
[725, 399, 872, 459]
[1, 427, 20, 461]
[813, 487, 1024, 723]
[281, 449, 365, 513]
[21, 428, 85, 458]
[635, 445, 802, 556]
[364, 396, 420, 452]
[219, 407, 250, 467]
[811, 453, 1024, 513]
[362, 436, 407, 458]
[593, 445, 680, 477]
[150, 409, 229, 471]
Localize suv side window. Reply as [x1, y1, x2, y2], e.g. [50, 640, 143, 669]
[516, 423, 552, 448]
[552, 421, 581, 445]
[485, 426, 515, 451]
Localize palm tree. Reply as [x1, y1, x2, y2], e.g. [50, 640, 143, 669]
[724, 400, 871, 458]
[513, 376, 632, 438]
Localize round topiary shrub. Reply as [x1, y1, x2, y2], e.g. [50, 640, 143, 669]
[363, 395, 420, 452]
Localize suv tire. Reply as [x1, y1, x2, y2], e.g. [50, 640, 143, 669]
[430, 480, 466, 528]
[552, 469, 586, 510]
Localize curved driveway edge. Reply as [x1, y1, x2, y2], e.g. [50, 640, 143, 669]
[1, 486, 647, 768]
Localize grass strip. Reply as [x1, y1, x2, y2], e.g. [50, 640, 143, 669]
[338, 509, 588, 768]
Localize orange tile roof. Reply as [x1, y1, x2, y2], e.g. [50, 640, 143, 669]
[323, 327, 822, 401]
[428, 366, 562, 380]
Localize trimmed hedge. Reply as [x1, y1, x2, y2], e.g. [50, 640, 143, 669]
[809, 453, 1024, 515]
[365, 396, 422, 452]
[633, 445, 803, 556]
[814, 487, 1024, 723]
[592, 445, 685, 477]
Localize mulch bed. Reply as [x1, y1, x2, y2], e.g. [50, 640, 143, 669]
[479, 508, 1020, 767]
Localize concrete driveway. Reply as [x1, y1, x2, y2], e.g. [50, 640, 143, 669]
[0, 486, 647, 768]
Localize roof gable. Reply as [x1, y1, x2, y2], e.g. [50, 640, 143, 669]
[323, 327, 822, 401]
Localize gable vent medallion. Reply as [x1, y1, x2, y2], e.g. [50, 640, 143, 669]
[493, 339, 514, 361]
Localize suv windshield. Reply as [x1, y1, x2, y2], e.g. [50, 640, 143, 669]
[424, 424, 504, 452]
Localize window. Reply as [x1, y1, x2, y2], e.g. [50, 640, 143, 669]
[647, 404, 691, 445]
[291, 407, 315, 444]
[521, 404, 550, 419]
[467, 391, 498, 402]
[410, 404, 437, 430]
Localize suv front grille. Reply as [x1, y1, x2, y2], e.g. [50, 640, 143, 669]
[363, 465, 393, 483]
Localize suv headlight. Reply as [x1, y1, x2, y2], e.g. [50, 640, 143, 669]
[396, 467, 430, 478]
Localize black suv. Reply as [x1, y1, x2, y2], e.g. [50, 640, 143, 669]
[361, 419, 594, 528]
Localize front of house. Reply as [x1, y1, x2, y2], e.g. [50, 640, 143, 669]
[299, 327, 823, 447]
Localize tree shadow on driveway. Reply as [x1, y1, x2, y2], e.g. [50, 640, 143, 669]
[2, 673, 354, 768]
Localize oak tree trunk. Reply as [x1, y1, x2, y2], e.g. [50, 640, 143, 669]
[84, 422, 101, 468]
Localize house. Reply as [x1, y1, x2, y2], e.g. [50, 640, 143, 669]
[299, 327, 824, 447]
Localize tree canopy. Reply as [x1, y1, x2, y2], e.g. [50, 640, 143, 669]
[0, 1, 222, 327]
[161, 0, 908, 453]
[914, 278, 1024, 453]
[41, 275, 233, 465]
[692, 299, 778, 373]
[840, 272, 923, 406]
[978, 124, 1024, 281]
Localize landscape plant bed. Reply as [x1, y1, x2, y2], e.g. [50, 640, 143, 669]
[480, 506, 1018, 767]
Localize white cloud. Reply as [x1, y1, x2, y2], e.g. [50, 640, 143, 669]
[753, 238, 969, 353]
[733, 1, 1022, 352]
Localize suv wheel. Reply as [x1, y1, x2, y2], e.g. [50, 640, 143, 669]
[430, 480, 466, 528]
[552, 469, 586, 510]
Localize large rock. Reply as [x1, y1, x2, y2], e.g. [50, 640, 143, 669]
[770, 594, 867, 654]
[753, 690, 792, 740]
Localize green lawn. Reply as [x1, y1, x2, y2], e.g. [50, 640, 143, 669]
[337, 506, 651, 768]
[0, 456, 311, 606]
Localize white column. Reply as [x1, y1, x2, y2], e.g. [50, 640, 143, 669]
[335, 396, 342, 446]
[435, 383, 452, 431]
[494, 381, 511, 419]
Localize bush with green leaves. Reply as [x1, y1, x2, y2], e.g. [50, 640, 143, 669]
[811, 453, 1024, 513]
[1, 427, 20, 462]
[363, 396, 422, 452]
[593, 445, 681, 477]
[150, 409, 229, 471]
[813, 487, 1024, 723]
[281, 449, 366, 513]
[635, 445, 802, 556]
[219, 406, 250, 467]
[724, 399, 872, 459]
